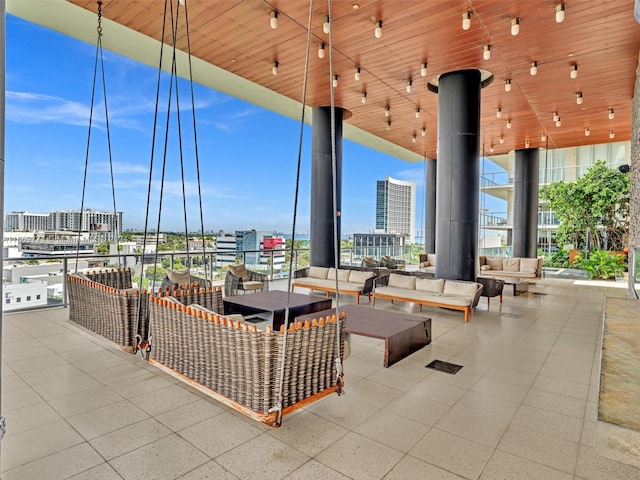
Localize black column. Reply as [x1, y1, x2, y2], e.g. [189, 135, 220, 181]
[310, 107, 343, 267]
[435, 70, 480, 281]
[425, 158, 437, 254]
[513, 148, 539, 258]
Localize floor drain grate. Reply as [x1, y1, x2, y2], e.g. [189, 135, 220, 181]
[426, 360, 463, 375]
[500, 313, 523, 318]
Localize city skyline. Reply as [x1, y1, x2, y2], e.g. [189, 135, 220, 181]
[5, 14, 504, 237]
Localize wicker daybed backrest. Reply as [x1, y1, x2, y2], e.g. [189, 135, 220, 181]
[86, 268, 133, 290]
[148, 297, 345, 425]
[67, 269, 147, 348]
[155, 284, 223, 313]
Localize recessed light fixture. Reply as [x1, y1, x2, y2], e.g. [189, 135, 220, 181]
[421, 127, 426, 136]
[385, 106, 391, 117]
[576, 92, 583, 105]
[483, 45, 491, 60]
[530, 61, 538, 76]
[374, 20, 383, 39]
[553, 111, 559, 122]
[323, 15, 331, 34]
[570, 64, 578, 79]
[421, 63, 428, 77]
[354, 67, 361, 81]
[272, 61, 278, 75]
[332, 75, 338, 88]
[496, 108, 502, 118]
[555, 3, 566, 23]
[511, 18, 520, 36]
[406, 80, 413, 93]
[506, 120, 512, 129]
[415, 108, 421, 118]
[505, 79, 512, 92]
[318, 43, 325, 58]
[541, 133, 547, 141]
[499, 136, 505, 144]
[361, 92, 367, 104]
[609, 108, 615, 119]
[270, 11, 278, 29]
[584, 127, 590, 136]
[609, 130, 615, 139]
[462, 11, 471, 30]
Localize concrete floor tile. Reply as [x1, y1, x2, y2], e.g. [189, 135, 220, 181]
[435, 408, 509, 448]
[284, 460, 350, 480]
[354, 411, 431, 452]
[155, 397, 226, 432]
[383, 455, 466, 479]
[89, 417, 172, 460]
[480, 450, 573, 480]
[67, 399, 149, 440]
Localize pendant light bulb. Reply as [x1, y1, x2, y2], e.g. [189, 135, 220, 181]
[412, 134, 417, 143]
[499, 136, 504, 144]
[318, 43, 325, 59]
[525, 140, 530, 148]
[505, 79, 512, 92]
[421, 63, 428, 77]
[556, 119, 562, 127]
[553, 111, 559, 122]
[490, 145, 494, 153]
[530, 61, 538, 76]
[421, 127, 426, 137]
[415, 108, 420, 118]
[506, 120, 512, 129]
[272, 61, 278, 75]
[496, 108, 502, 118]
[555, 3, 566, 23]
[323, 15, 331, 34]
[511, 18, 520, 36]
[385, 106, 390, 117]
[609, 130, 615, 139]
[541, 133, 547, 141]
[570, 64, 578, 79]
[354, 67, 361, 81]
[386, 120, 391, 131]
[609, 108, 615, 120]
[270, 11, 278, 29]
[332, 75, 338, 88]
[361, 92, 367, 104]
[406, 80, 412, 93]
[584, 127, 590, 137]
[462, 11, 471, 30]
[483, 45, 491, 60]
[374, 20, 382, 39]
[576, 92, 583, 105]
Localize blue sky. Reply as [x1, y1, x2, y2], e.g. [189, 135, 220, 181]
[5, 14, 504, 236]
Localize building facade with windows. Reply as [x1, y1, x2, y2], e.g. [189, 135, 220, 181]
[5, 212, 49, 232]
[376, 177, 416, 243]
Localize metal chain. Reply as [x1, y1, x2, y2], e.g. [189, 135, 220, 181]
[97, 1, 103, 36]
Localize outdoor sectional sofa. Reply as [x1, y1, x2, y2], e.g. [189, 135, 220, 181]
[372, 273, 483, 322]
[478, 256, 543, 279]
[292, 266, 376, 304]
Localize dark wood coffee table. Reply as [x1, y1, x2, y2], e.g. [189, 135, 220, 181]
[297, 304, 432, 367]
[223, 290, 332, 330]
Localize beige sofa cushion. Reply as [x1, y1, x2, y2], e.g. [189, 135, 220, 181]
[480, 265, 492, 271]
[327, 268, 351, 281]
[388, 273, 416, 290]
[416, 278, 444, 293]
[308, 266, 330, 279]
[486, 257, 504, 270]
[503, 258, 521, 272]
[427, 254, 437, 266]
[443, 280, 478, 296]
[348, 270, 375, 284]
[520, 258, 539, 274]
[167, 268, 191, 284]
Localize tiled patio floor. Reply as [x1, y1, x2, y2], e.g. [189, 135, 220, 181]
[2, 278, 640, 479]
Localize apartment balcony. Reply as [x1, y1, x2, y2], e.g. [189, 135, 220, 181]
[2, 275, 639, 479]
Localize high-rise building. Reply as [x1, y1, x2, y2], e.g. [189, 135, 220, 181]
[5, 211, 49, 232]
[376, 177, 416, 243]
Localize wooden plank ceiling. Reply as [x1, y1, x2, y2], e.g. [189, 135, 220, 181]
[69, 0, 640, 160]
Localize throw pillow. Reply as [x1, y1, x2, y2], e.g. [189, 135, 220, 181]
[480, 265, 492, 271]
[520, 257, 539, 274]
[486, 257, 504, 270]
[416, 278, 445, 293]
[229, 265, 249, 281]
[427, 254, 437, 266]
[503, 258, 521, 272]
[308, 266, 329, 279]
[348, 270, 374, 284]
[388, 273, 416, 289]
[443, 280, 479, 296]
[167, 268, 191, 285]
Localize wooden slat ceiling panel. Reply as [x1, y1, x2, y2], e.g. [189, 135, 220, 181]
[68, 0, 640, 159]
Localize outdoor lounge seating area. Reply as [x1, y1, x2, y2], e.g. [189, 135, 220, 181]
[3, 277, 637, 479]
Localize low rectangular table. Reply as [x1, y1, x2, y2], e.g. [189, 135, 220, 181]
[297, 304, 432, 367]
[223, 290, 332, 331]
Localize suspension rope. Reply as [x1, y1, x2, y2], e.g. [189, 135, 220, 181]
[327, 0, 344, 390]
[273, 0, 315, 422]
[76, 1, 120, 270]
